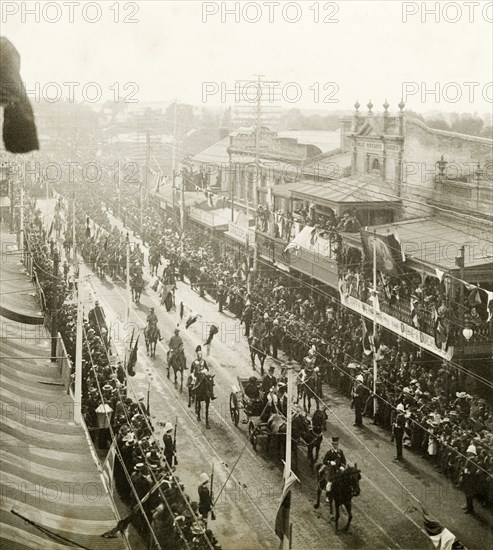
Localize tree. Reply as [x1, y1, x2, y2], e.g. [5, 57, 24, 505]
[426, 118, 451, 131]
[451, 115, 484, 137]
[480, 125, 493, 139]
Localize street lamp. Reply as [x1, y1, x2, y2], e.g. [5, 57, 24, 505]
[435, 155, 447, 183]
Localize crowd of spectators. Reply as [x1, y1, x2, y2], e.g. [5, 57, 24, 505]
[26, 155, 493, 516]
[343, 267, 493, 345]
[23, 202, 221, 549]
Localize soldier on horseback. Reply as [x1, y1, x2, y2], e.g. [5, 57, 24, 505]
[146, 308, 163, 341]
[314, 436, 347, 513]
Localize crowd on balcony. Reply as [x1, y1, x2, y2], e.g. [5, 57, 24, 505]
[25, 150, 493, 516]
[342, 267, 493, 345]
[255, 201, 361, 243]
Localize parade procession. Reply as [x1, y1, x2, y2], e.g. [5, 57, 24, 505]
[0, 3, 492, 550]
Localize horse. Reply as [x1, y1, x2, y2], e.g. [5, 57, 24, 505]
[302, 408, 325, 467]
[149, 250, 161, 277]
[167, 346, 186, 390]
[331, 464, 361, 532]
[301, 370, 321, 413]
[191, 371, 215, 429]
[186, 372, 196, 409]
[131, 274, 144, 304]
[144, 324, 159, 358]
[265, 412, 307, 469]
[249, 334, 269, 376]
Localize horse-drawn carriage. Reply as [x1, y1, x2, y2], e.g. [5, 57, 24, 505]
[229, 376, 324, 464]
[229, 376, 267, 450]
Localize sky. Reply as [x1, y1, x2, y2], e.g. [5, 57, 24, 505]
[2, 0, 492, 114]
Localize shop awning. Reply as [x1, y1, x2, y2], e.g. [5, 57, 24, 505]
[188, 206, 230, 229]
[371, 217, 493, 278]
[290, 176, 401, 211]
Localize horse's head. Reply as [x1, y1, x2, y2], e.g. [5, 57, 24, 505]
[348, 463, 361, 497]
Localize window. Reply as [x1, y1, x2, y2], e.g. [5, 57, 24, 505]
[371, 158, 381, 171]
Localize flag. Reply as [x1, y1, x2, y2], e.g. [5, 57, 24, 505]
[486, 290, 493, 322]
[361, 230, 404, 276]
[422, 508, 463, 550]
[436, 268, 444, 282]
[467, 288, 482, 306]
[102, 440, 117, 493]
[361, 317, 373, 356]
[204, 324, 219, 346]
[275, 469, 296, 541]
[47, 219, 54, 238]
[126, 334, 139, 377]
[284, 242, 301, 254]
[394, 229, 406, 262]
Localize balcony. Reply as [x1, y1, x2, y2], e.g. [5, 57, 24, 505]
[341, 272, 492, 360]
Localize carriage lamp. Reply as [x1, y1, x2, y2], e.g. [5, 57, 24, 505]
[462, 324, 474, 342]
[95, 403, 113, 429]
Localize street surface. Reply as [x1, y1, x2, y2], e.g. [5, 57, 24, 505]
[38, 199, 493, 550]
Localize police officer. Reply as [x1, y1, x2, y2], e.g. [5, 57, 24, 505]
[271, 318, 284, 360]
[461, 445, 478, 514]
[162, 422, 176, 470]
[392, 403, 406, 461]
[198, 472, 213, 525]
[217, 280, 226, 313]
[241, 302, 254, 338]
[351, 374, 365, 428]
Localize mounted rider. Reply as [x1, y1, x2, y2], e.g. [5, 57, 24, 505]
[146, 308, 163, 341]
[321, 436, 347, 508]
[191, 346, 216, 400]
[168, 327, 184, 355]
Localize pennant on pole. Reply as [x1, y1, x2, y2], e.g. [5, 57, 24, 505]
[102, 440, 117, 493]
[435, 268, 444, 282]
[275, 469, 296, 542]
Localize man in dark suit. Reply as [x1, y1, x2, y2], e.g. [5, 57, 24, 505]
[261, 366, 277, 394]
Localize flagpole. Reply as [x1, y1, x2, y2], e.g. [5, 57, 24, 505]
[74, 277, 83, 424]
[126, 232, 131, 323]
[372, 230, 378, 418]
[282, 363, 293, 550]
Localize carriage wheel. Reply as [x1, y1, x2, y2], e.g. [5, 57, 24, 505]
[248, 421, 258, 451]
[229, 393, 240, 427]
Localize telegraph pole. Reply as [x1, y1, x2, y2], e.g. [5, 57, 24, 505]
[72, 193, 76, 263]
[50, 248, 60, 362]
[126, 232, 131, 323]
[74, 277, 83, 424]
[19, 179, 24, 261]
[372, 232, 378, 416]
[252, 74, 264, 282]
[180, 166, 185, 254]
